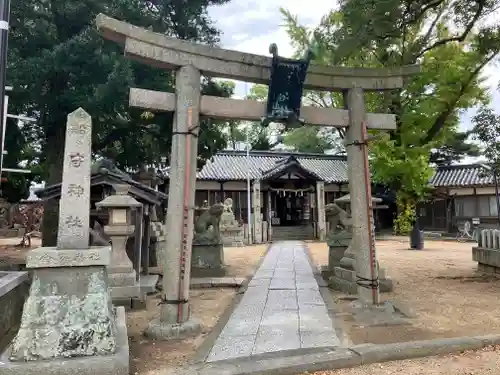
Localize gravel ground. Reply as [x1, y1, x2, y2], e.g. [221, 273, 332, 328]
[305, 239, 500, 374]
[299, 345, 500, 375]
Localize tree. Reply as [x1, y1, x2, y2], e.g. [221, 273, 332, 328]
[281, 1, 500, 233]
[9, 0, 231, 245]
[283, 127, 330, 153]
[472, 106, 500, 172]
[242, 84, 276, 150]
[430, 131, 481, 165]
[245, 83, 340, 152]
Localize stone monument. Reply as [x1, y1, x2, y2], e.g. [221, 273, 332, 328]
[219, 198, 244, 247]
[0, 108, 129, 375]
[190, 203, 225, 277]
[95, 184, 143, 308]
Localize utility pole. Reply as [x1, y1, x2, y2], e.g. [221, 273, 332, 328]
[0, 0, 10, 189]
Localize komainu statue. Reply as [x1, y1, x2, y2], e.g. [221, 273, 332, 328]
[325, 202, 352, 247]
[193, 203, 224, 245]
[191, 202, 226, 276]
[220, 198, 238, 228]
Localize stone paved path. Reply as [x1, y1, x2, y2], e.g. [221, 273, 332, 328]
[207, 241, 340, 362]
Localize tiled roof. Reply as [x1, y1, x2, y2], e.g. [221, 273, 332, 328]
[163, 150, 492, 188]
[194, 150, 348, 183]
[429, 164, 493, 187]
[36, 161, 168, 204]
[260, 155, 323, 180]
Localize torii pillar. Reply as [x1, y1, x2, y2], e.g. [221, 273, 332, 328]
[344, 87, 379, 305]
[145, 65, 202, 339]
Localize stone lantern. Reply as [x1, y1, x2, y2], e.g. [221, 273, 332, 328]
[95, 184, 142, 305]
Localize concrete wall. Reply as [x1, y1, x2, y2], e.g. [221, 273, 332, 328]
[0, 272, 29, 353]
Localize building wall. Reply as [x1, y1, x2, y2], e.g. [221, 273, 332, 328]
[192, 180, 346, 224]
[421, 186, 500, 232]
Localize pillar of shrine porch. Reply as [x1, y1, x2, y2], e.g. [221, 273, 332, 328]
[345, 87, 380, 305]
[316, 181, 326, 241]
[252, 180, 263, 244]
[146, 65, 201, 340]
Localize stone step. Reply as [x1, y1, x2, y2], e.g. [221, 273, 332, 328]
[271, 226, 315, 241]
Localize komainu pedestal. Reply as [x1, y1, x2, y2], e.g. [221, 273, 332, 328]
[219, 198, 245, 247]
[191, 203, 225, 277]
[323, 203, 393, 294]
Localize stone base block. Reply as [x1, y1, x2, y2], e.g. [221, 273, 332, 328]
[190, 266, 226, 278]
[320, 265, 335, 280]
[328, 245, 348, 270]
[349, 300, 410, 327]
[222, 239, 245, 247]
[113, 296, 146, 311]
[473, 247, 500, 274]
[329, 267, 393, 294]
[109, 269, 137, 286]
[140, 274, 159, 294]
[109, 270, 142, 305]
[329, 276, 358, 294]
[380, 278, 393, 292]
[110, 284, 141, 299]
[221, 229, 245, 248]
[145, 318, 201, 341]
[0, 306, 129, 375]
[477, 263, 500, 275]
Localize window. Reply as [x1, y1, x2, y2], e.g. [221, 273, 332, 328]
[479, 196, 490, 217]
[454, 196, 475, 217]
[490, 196, 499, 217]
[477, 195, 500, 217]
[457, 195, 500, 217]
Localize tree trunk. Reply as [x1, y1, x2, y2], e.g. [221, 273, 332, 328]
[41, 128, 64, 247]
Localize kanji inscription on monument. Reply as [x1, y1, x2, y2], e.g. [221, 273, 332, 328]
[57, 108, 92, 249]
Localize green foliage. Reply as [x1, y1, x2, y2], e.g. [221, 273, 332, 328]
[430, 131, 481, 165]
[9, 0, 230, 243]
[284, 127, 330, 153]
[472, 106, 500, 174]
[393, 195, 416, 235]
[280, 2, 500, 203]
[9, 0, 231, 177]
[244, 84, 339, 153]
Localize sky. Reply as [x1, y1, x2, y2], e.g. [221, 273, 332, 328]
[207, 0, 500, 133]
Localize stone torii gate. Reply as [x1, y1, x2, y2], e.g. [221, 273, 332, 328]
[96, 14, 419, 339]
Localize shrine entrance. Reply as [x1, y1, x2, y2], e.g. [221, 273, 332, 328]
[269, 185, 314, 227]
[260, 155, 318, 239]
[274, 191, 306, 226]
